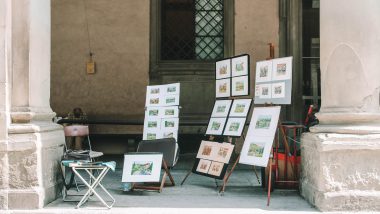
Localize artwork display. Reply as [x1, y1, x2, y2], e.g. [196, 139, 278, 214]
[214, 143, 234, 163]
[208, 161, 224, 177]
[272, 57, 292, 81]
[143, 83, 180, 141]
[229, 99, 252, 117]
[231, 76, 249, 97]
[211, 100, 233, 118]
[254, 57, 293, 104]
[216, 59, 231, 79]
[196, 159, 212, 174]
[255, 60, 272, 83]
[239, 106, 281, 167]
[231, 55, 249, 77]
[206, 117, 227, 135]
[223, 117, 247, 136]
[216, 79, 231, 98]
[122, 153, 163, 182]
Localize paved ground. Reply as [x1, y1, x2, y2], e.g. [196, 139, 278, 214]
[5, 154, 348, 213]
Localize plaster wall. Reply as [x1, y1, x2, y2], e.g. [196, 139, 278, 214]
[235, 0, 279, 96]
[51, 0, 149, 119]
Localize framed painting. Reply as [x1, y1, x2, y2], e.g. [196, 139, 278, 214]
[196, 141, 219, 160]
[161, 106, 179, 118]
[246, 106, 281, 137]
[146, 85, 162, 97]
[229, 99, 252, 117]
[211, 100, 233, 118]
[145, 94, 162, 107]
[231, 54, 249, 77]
[213, 143, 234, 163]
[122, 153, 163, 182]
[271, 82, 286, 99]
[162, 94, 180, 106]
[145, 107, 161, 118]
[196, 159, 212, 174]
[215, 78, 231, 98]
[231, 75, 249, 97]
[143, 129, 161, 140]
[161, 118, 179, 130]
[165, 83, 180, 95]
[223, 117, 247, 137]
[255, 60, 273, 83]
[208, 161, 225, 177]
[143, 118, 161, 130]
[239, 135, 274, 167]
[206, 117, 227, 135]
[272, 56, 292, 81]
[258, 83, 272, 99]
[215, 58, 231, 80]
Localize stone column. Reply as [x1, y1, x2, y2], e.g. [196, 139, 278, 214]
[301, 0, 380, 211]
[0, 0, 65, 210]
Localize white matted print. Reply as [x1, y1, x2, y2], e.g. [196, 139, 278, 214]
[122, 153, 163, 182]
[231, 55, 249, 77]
[216, 79, 231, 98]
[143, 129, 161, 140]
[146, 85, 163, 97]
[231, 76, 249, 96]
[239, 135, 274, 167]
[161, 118, 179, 130]
[216, 59, 231, 79]
[258, 83, 272, 99]
[255, 60, 273, 83]
[196, 159, 212, 174]
[208, 161, 224, 177]
[161, 129, 178, 141]
[272, 57, 292, 81]
[206, 117, 227, 135]
[162, 94, 180, 106]
[223, 117, 246, 136]
[196, 141, 219, 160]
[229, 99, 252, 117]
[211, 100, 232, 118]
[165, 83, 180, 95]
[214, 143, 234, 163]
[271, 82, 286, 98]
[144, 118, 161, 130]
[145, 95, 162, 107]
[161, 106, 179, 118]
[145, 107, 161, 118]
[247, 106, 281, 137]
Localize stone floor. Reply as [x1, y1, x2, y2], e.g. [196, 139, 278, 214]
[9, 154, 329, 214]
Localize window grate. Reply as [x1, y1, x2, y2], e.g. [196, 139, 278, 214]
[161, 0, 224, 61]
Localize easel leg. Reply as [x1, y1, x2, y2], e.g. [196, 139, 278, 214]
[267, 158, 273, 206]
[219, 155, 240, 193]
[180, 170, 192, 186]
[159, 172, 167, 193]
[253, 166, 261, 185]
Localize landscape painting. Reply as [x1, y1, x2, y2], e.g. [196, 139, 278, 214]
[215, 59, 231, 79]
[232, 76, 249, 96]
[206, 118, 227, 135]
[223, 117, 246, 136]
[122, 153, 163, 182]
[216, 79, 231, 98]
[229, 99, 252, 117]
[211, 100, 232, 118]
[232, 55, 249, 77]
[272, 57, 292, 81]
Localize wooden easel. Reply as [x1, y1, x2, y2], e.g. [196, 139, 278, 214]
[132, 159, 175, 193]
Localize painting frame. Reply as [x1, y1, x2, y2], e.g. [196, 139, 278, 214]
[272, 56, 292, 81]
[231, 75, 249, 97]
[215, 58, 232, 80]
[229, 99, 252, 117]
[247, 106, 281, 137]
[255, 60, 273, 83]
[161, 106, 179, 118]
[239, 135, 274, 167]
[215, 78, 231, 98]
[223, 117, 247, 137]
[122, 153, 163, 182]
[211, 99, 233, 118]
[205, 117, 227, 136]
[231, 54, 250, 77]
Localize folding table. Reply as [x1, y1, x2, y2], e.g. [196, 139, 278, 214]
[61, 160, 116, 209]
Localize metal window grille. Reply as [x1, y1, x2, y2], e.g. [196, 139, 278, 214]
[161, 0, 224, 61]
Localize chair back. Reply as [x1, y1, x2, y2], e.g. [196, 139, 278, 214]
[64, 125, 89, 137]
[137, 138, 177, 167]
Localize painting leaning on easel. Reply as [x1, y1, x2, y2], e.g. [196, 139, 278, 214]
[239, 106, 281, 167]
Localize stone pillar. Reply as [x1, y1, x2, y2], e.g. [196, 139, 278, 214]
[0, 0, 65, 210]
[301, 0, 380, 211]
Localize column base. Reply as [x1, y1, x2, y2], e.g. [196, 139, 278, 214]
[301, 132, 380, 211]
[0, 119, 64, 210]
